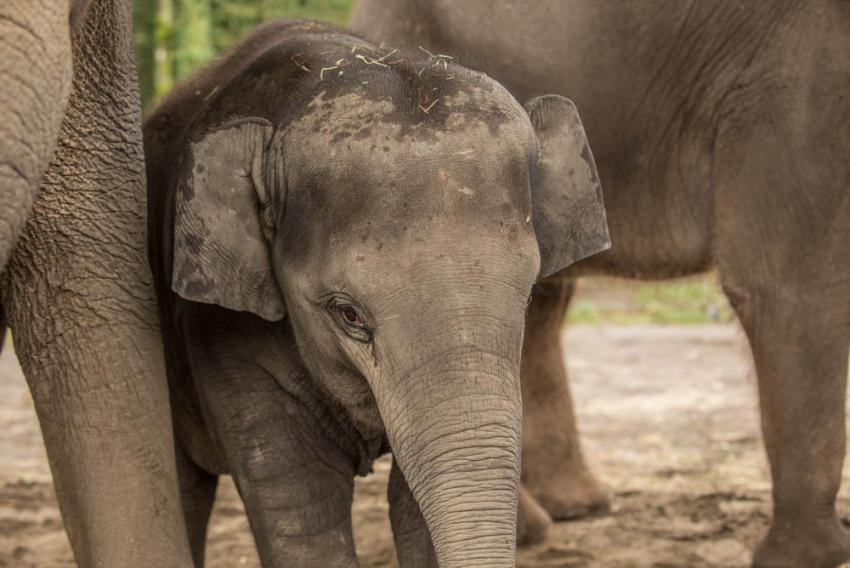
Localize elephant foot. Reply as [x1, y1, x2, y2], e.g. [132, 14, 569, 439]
[753, 512, 850, 568]
[517, 486, 552, 546]
[528, 465, 609, 521]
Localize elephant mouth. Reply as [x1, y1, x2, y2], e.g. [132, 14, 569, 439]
[355, 436, 390, 476]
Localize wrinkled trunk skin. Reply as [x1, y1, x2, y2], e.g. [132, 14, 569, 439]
[0, 0, 73, 270]
[378, 320, 523, 567]
[1, 1, 192, 566]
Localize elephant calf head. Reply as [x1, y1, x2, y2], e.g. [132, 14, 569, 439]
[164, 24, 609, 567]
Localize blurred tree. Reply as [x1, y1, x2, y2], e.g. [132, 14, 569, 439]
[133, 0, 156, 108]
[135, 0, 354, 110]
[175, 0, 214, 80]
[153, 0, 174, 101]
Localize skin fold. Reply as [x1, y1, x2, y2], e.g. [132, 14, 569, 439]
[0, 1, 193, 566]
[350, 1, 850, 566]
[144, 19, 610, 567]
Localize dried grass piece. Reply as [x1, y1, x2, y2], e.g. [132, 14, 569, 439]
[418, 99, 439, 114]
[291, 58, 310, 72]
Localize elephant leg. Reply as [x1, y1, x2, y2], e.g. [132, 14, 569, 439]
[722, 279, 850, 568]
[175, 440, 218, 568]
[719, 269, 850, 567]
[1, 1, 192, 566]
[388, 459, 438, 567]
[186, 328, 359, 567]
[0, 0, 73, 271]
[715, 80, 850, 568]
[200, 373, 357, 567]
[516, 485, 552, 547]
[520, 278, 608, 520]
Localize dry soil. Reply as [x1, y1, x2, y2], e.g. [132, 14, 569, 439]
[2, 325, 849, 567]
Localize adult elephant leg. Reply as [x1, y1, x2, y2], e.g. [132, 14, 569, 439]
[520, 278, 608, 521]
[1, 1, 192, 566]
[0, 0, 73, 270]
[715, 70, 850, 568]
[722, 271, 849, 568]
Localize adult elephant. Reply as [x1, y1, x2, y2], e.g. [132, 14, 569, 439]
[351, 1, 850, 567]
[0, 1, 192, 566]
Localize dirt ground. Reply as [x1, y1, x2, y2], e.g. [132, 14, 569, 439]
[2, 324, 849, 567]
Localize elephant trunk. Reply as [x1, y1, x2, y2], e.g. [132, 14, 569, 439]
[379, 336, 522, 567]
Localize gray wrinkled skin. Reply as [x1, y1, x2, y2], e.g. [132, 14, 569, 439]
[351, 1, 850, 566]
[0, 0, 71, 271]
[145, 19, 609, 568]
[0, 0, 193, 566]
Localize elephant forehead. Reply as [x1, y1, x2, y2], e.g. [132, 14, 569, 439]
[287, 89, 533, 146]
[284, 91, 535, 218]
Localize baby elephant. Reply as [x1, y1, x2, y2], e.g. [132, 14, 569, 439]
[144, 19, 609, 567]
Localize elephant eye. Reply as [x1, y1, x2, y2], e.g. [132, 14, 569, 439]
[327, 297, 373, 343]
[340, 305, 365, 327]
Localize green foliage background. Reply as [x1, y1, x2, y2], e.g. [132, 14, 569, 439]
[134, 0, 355, 110]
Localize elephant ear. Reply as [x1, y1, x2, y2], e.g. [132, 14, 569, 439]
[525, 95, 611, 278]
[172, 117, 286, 321]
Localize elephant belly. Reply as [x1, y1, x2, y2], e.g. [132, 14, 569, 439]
[561, 125, 717, 281]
